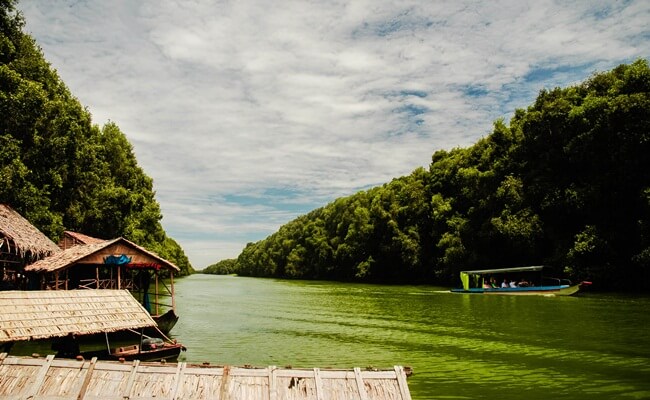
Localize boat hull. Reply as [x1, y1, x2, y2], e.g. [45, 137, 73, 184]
[80, 343, 184, 362]
[152, 309, 179, 334]
[450, 284, 582, 296]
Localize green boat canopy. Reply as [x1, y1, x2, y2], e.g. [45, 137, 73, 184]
[459, 266, 545, 290]
[461, 266, 545, 275]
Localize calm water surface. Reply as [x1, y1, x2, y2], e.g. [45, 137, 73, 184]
[170, 274, 650, 400]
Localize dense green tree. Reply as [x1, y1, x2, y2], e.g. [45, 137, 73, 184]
[202, 259, 238, 275]
[0, 0, 193, 275]
[231, 59, 650, 291]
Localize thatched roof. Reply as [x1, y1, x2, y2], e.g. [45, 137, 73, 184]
[0, 355, 413, 400]
[25, 237, 180, 273]
[60, 230, 106, 247]
[0, 290, 156, 342]
[0, 204, 60, 259]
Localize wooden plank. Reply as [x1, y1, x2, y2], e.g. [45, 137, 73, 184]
[219, 365, 231, 400]
[354, 367, 369, 400]
[122, 360, 141, 398]
[268, 366, 277, 400]
[177, 367, 225, 376]
[77, 357, 98, 400]
[170, 362, 186, 400]
[393, 366, 412, 400]
[0, 356, 412, 400]
[313, 368, 324, 400]
[25, 354, 55, 398]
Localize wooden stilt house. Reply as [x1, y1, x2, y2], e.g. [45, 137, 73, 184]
[0, 204, 60, 290]
[25, 237, 181, 333]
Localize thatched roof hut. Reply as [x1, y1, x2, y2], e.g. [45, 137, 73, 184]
[59, 230, 107, 249]
[24, 237, 181, 327]
[26, 237, 180, 274]
[0, 355, 413, 399]
[0, 290, 156, 342]
[0, 204, 60, 262]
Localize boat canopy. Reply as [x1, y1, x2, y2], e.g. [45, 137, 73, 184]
[461, 266, 545, 275]
[459, 266, 545, 290]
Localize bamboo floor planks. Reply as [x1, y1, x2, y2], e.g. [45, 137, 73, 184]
[0, 353, 412, 400]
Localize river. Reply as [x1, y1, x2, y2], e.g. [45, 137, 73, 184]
[169, 274, 650, 400]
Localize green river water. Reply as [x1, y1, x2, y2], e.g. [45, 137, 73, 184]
[10, 273, 650, 399]
[169, 274, 650, 400]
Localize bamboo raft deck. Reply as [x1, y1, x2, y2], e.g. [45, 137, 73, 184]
[0, 353, 412, 400]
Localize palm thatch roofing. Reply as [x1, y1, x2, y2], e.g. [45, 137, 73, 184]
[25, 237, 180, 273]
[60, 230, 107, 248]
[0, 204, 60, 259]
[0, 290, 156, 342]
[0, 355, 412, 400]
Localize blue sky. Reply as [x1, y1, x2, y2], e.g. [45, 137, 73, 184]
[20, 1, 649, 268]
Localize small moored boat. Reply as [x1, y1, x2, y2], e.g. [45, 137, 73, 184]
[450, 265, 591, 296]
[79, 337, 185, 362]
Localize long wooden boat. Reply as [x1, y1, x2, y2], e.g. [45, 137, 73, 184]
[450, 266, 591, 296]
[79, 339, 185, 362]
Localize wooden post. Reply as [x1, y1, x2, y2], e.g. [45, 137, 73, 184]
[55, 271, 59, 290]
[96, 266, 100, 289]
[117, 266, 121, 290]
[65, 269, 69, 290]
[354, 367, 369, 400]
[77, 357, 98, 400]
[155, 271, 159, 316]
[25, 354, 55, 399]
[170, 272, 175, 312]
[314, 368, 324, 400]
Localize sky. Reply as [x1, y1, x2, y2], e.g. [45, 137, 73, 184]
[19, 0, 649, 269]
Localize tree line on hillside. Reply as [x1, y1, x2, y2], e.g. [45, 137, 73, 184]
[204, 59, 650, 291]
[0, 1, 193, 275]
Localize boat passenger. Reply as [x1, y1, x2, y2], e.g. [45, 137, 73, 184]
[509, 280, 518, 288]
[501, 279, 508, 288]
[490, 277, 498, 288]
[518, 278, 529, 287]
[483, 280, 492, 288]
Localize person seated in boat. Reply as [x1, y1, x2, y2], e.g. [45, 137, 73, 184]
[509, 280, 518, 288]
[490, 277, 498, 288]
[518, 278, 530, 287]
[501, 279, 509, 288]
[483, 280, 492, 288]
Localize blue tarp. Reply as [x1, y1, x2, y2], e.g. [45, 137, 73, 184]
[103, 254, 132, 265]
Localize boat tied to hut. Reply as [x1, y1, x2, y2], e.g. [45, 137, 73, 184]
[0, 289, 186, 362]
[1, 204, 181, 334]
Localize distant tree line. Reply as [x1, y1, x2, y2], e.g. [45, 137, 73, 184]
[0, 1, 193, 275]
[204, 59, 650, 291]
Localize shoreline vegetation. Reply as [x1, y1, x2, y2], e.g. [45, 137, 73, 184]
[3, 1, 649, 291]
[205, 60, 650, 292]
[0, 1, 193, 276]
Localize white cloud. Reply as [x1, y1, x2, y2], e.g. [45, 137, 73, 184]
[20, 0, 650, 267]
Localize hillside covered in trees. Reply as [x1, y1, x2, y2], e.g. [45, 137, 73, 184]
[207, 60, 650, 291]
[0, 1, 193, 275]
